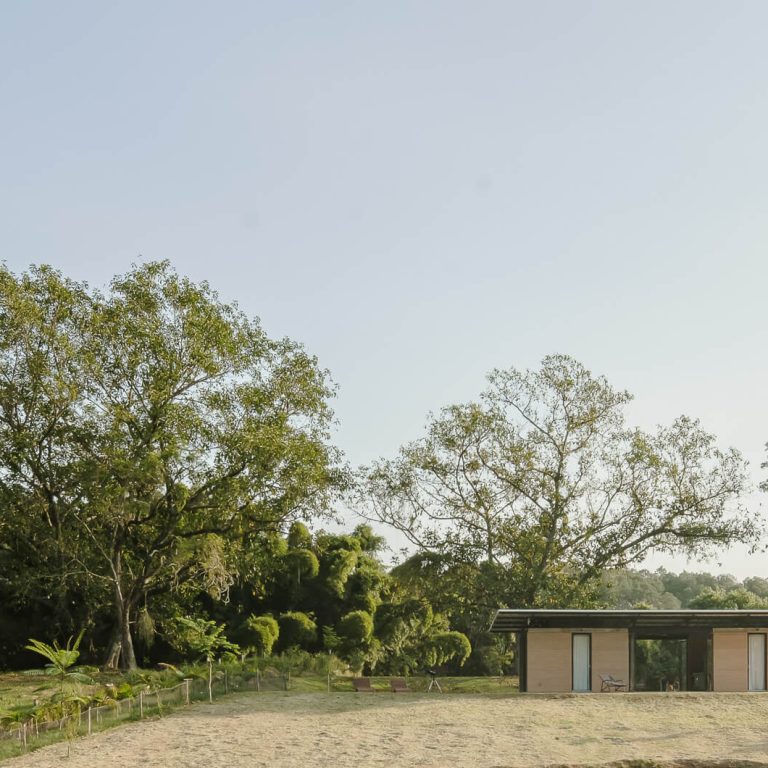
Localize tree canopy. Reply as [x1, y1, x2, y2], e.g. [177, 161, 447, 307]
[0, 262, 343, 668]
[361, 355, 758, 609]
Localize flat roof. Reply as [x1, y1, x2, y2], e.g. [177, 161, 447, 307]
[490, 609, 768, 633]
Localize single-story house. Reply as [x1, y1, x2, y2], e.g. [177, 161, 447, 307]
[490, 609, 768, 693]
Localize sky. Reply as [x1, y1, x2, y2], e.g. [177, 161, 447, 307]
[1, 1, 766, 576]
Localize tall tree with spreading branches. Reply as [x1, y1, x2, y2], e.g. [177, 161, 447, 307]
[361, 355, 757, 609]
[0, 263, 343, 669]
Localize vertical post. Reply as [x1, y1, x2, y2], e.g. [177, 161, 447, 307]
[88, 707, 92, 736]
[139, 691, 144, 719]
[184, 678, 191, 705]
[22, 723, 27, 749]
[224, 669, 228, 694]
[256, 669, 260, 692]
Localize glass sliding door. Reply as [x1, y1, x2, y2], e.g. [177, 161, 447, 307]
[572, 633, 591, 692]
[748, 633, 766, 691]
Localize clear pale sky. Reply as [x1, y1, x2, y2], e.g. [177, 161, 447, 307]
[1, 2, 766, 576]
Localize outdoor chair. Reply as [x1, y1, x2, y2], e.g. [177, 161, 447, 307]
[390, 677, 410, 693]
[353, 677, 374, 692]
[599, 674, 627, 692]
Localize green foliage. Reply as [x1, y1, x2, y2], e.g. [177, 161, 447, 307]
[337, 610, 374, 651]
[599, 570, 682, 609]
[0, 263, 342, 669]
[362, 355, 756, 613]
[634, 638, 686, 691]
[287, 522, 313, 550]
[173, 616, 239, 702]
[173, 617, 240, 663]
[136, 608, 156, 649]
[322, 625, 341, 652]
[277, 612, 317, 650]
[24, 632, 93, 690]
[426, 631, 472, 667]
[743, 577, 768, 599]
[352, 524, 387, 553]
[689, 586, 768, 609]
[243, 615, 280, 656]
[284, 549, 320, 582]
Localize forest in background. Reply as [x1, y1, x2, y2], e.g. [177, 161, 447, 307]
[1, 263, 766, 675]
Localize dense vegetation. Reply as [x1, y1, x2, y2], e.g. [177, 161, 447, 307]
[0, 263, 765, 678]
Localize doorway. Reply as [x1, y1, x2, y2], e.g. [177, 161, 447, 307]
[748, 633, 766, 691]
[572, 633, 591, 692]
[633, 637, 687, 691]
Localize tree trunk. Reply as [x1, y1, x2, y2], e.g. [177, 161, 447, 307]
[110, 543, 139, 670]
[120, 604, 138, 670]
[112, 585, 138, 669]
[103, 632, 122, 669]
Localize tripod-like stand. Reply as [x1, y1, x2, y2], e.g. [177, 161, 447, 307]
[425, 669, 442, 693]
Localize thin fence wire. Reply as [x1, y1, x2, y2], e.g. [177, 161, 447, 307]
[0, 678, 205, 752]
[0, 665, 350, 755]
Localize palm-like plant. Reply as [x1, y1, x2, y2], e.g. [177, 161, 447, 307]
[22, 632, 94, 755]
[24, 632, 93, 697]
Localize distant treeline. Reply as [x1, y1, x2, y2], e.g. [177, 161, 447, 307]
[599, 569, 768, 610]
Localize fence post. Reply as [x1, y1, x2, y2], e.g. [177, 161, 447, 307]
[184, 678, 191, 705]
[224, 669, 228, 695]
[88, 707, 92, 736]
[139, 691, 144, 719]
[22, 723, 27, 749]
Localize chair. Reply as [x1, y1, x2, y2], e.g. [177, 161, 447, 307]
[353, 677, 374, 692]
[390, 677, 410, 693]
[600, 674, 627, 692]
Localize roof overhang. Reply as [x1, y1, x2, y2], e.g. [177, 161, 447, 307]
[490, 609, 768, 633]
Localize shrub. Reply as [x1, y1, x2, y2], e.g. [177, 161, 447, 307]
[337, 610, 374, 652]
[244, 615, 280, 656]
[277, 612, 317, 650]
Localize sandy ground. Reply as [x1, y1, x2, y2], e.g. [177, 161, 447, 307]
[7, 692, 768, 768]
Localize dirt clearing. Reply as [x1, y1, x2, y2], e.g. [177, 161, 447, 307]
[6, 692, 768, 768]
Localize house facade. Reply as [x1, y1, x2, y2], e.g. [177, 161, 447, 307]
[490, 609, 768, 693]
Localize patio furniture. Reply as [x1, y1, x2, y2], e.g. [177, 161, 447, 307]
[600, 674, 627, 692]
[353, 677, 374, 692]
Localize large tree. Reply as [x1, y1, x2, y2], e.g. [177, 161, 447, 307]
[361, 355, 757, 608]
[0, 263, 342, 668]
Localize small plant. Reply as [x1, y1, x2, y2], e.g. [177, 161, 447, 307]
[312, 652, 346, 692]
[23, 632, 94, 756]
[24, 632, 93, 696]
[174, 617, 240, 702]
